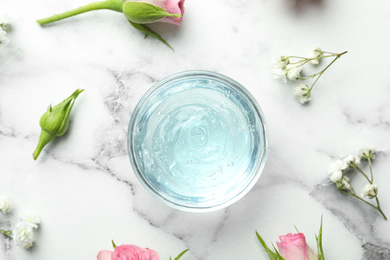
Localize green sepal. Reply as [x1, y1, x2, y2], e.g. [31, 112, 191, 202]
[112, 240, 117, 249]
[172, 249, 189, 260]
[256, 231, 281, 260]
[272, 244, 286, 260]
[316, 216, 325, 260]
[0, 229, 13, 239]
[123, 2, 181, 24]
[128, 20, 173, 50]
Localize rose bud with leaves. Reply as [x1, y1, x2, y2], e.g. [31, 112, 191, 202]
[33, 89, 84, 160]
[37, 0, 185, 48]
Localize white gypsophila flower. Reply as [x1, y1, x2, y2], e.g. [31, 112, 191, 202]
[336, 176, 351, 191]
[273, 68, 287, 83]
[0, 14, 10, 30]
[358, 148, 376, 159]
[361, 183, 378, 199]
[294, 84, 311, 104]
[0, 29, 9, 47]
[12, 221, 35, 249]
[273, 56, 289, 69]
[328, 159, 348, 174]
[272, 56, 289, 83]
[309, 47, 323, 65]
[0, 196, 12, 213]
[340, 177, 351, 190]
[329, 170, 342, 183]
[20, 212, 41, 229]
[286, 63, 303, 80]
[343, 154, 361, 168]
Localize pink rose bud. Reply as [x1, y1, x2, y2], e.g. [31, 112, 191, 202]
[276, 233, 317, 260]
[124, 0, 185, 26]
[97, 244, 159, 260]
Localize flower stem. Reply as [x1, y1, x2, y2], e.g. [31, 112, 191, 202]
[309, 51, 347, 91]
[341, 191, 387, 220]
[33, 130, 55, 160]
[356, 166, 371, 183]
[374, 197, 387, 220]
[37, 0, 124, 25]
[368, 158, 374, 182]
[0, 229, 12, 239]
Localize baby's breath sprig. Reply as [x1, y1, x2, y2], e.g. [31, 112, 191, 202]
[273, 47, 347, 104]
[328, 148, 387, 220]
[0, 196, 41, 249]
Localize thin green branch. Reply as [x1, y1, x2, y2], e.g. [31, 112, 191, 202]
[309, 51, 347, 91]
[368, 158, 374, 182]
[355, 166, 371, 183]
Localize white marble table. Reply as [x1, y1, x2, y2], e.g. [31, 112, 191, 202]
[1, 0, 390, 259]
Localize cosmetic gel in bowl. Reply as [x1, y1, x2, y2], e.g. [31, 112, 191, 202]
[128, 71, 268, 212]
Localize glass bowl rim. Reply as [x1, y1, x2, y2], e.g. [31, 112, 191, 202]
[127, 70, 269, 212]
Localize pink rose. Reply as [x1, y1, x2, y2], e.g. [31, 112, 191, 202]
[97, 244, 159, 260]
[126, 0, 185, 26]
[276, 233, 317, 260]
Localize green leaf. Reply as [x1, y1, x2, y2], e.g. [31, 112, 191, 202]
[272, 244, 286, 260]
[112, 240, 117, 249]
[316, 216, 325, 260]
[173, 249, 189, 260]
[256, 231, 280, 260]
[128, 20, 173, 50]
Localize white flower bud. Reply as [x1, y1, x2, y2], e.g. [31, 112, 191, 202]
[309, 47, 323, 65]
[273, 56, 289, 69]
[286, 63, 303, 80]
[272, 56, 289, 83]
[273, 68, 287, 83]
[294, 84, 311, 104]
[0, 14, 10, 30]
[328, 160, 348, 174]
[358, 148, 376, 159]
[329, 170, 342, 183]
[0, 29, 9, 47]
[361, 184, 378, 199]
[343, 154, 361, 168]
[20, 212, 41, 229]
[12, 221, 35, 249]
[336, 176, 351, 191]
[0, 196, 12, 213]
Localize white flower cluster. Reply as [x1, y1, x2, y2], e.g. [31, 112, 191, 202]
[361, 184, 378, 199]
[328, 159, 350, 190]
[272, 48, 323, 104]
[273, 56, 304, 83]
[272, 47, 348, 105]
[0, 196, 12, 213]
[0, 196, 41, 249]
[12, 212, 41, 249]
[328, 148, 378, 198]
[0, 14, 10, 48]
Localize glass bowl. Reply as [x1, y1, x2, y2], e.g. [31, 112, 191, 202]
[127, 70, 268, 212]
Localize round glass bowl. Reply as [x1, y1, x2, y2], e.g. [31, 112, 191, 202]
[128, 71, 268, 212]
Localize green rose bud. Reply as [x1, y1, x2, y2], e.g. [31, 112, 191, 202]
[122, 2, 182, 24]
[33, 89, 84, 160]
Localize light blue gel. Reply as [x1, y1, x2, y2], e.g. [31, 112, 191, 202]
[128, 71, 268, 211]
